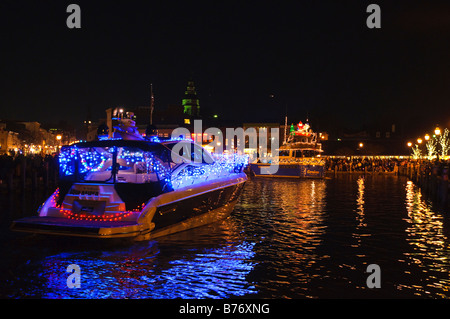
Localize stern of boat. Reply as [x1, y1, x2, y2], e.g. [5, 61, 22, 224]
[11, 184, 155, 239]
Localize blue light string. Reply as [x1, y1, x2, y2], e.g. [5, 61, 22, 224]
[59, 144, 248, 190]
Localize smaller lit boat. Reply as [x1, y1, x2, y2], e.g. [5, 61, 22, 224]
[250, 120, 325, 178]
[11, 112, 248, 240]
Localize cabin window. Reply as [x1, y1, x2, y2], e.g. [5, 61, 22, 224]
[302, 150, 316, 157]
[294, 150, 303, 158]
[59, 146, 115, 183]
[278, 150, 290, 157]
[59, 145, 171, 184]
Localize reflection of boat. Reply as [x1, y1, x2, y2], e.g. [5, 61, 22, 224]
[250, 120, 325, 178]
[11, 115, 248, 240]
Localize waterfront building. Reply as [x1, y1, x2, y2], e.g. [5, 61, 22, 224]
[242, 122, 280, 157]
[0, 120, 68, 155]
[0, 126, 21, 155]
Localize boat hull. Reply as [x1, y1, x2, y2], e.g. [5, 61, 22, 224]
[149, 198, 239, 239]
[250, 163, 324, 178]
[10, 217, 145, 239]
[11, 174, 247, 241]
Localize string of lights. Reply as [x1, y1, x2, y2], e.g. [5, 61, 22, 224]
[60, 209, 134, 222]
[52, 141, 248, 222]
[171, 154, 248, 189]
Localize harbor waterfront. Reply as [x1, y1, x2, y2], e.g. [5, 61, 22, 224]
[4, 0, 450, 307]
[1, 170, 450, 298]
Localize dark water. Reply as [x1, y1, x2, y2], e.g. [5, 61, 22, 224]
[1, 174, 450, 299]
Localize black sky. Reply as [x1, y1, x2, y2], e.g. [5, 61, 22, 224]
[1, 1, 450, 136]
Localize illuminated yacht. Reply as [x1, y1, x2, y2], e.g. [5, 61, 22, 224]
[11, 112, 248, 240]
[250, 120, 325, 178]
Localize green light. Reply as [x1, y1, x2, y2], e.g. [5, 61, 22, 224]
[213, 114, 218, 118]
[289, 124, 295, 135]
[182, 81, 200, 116]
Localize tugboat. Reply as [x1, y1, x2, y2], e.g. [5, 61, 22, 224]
[250, 120, 325, 178]
[11, 110, 248, 240]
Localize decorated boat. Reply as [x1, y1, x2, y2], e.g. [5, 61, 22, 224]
[250, 120, 325, 178]
[11, 110, 248, 240]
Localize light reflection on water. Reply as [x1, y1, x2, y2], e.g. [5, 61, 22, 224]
[34, 240, 257, 299]
[2, 174, 450, 298]
[402, 180, 450, 298]
[4, 221, 258, 299]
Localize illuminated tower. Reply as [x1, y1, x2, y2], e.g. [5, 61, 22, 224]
[182, 80, 200, 117]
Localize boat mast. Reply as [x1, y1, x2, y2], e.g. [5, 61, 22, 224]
[284, 105, 288, 145]
[150, 83, 155, 125]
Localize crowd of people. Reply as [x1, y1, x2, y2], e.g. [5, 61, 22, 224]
[0, 153, 59, 188]
[325, 157, 404, 173]
[0, 153, 449, 188]
[325, 156, 449, 176]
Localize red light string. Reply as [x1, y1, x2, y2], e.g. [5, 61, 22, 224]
[60, 209, 133, 222]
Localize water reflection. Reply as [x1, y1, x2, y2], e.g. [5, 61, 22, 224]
[4, 216, 257, 299]
[159, 241, 257, 298]
[349, 176, 368, 258]
[234, 179, 328, 298]
[34, 242, 257, 299]
[356, 176, 365, 227]
[4, 176, 450, 298]
[403, 180, 450, 297]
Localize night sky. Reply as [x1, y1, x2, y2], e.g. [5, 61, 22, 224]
[2, 1, 450, 136]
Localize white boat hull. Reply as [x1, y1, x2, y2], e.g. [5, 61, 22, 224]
[11, 174, 247, 241]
